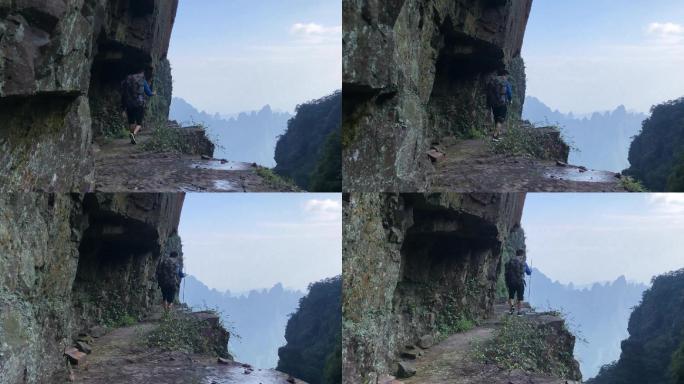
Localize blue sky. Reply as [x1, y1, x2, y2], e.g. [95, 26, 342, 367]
[168, 0, 341, 115]
[178, 193, 342, 293]
[523, 0, 684, 114]
[522, 193, 684, 286]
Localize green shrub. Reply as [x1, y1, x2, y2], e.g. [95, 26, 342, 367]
[666, 152, 684, 192]
[256, 167, 298, 191]
[671, 339, 684, 384]
[620, 176, 648, 192]
[141, 124, 190, 153]
[146, 311, 216, 354]
[474, 315, 575, 378]
[97, 292, 139, 328]
[492, 123, 549, 158]
[436, 289, 479, 339]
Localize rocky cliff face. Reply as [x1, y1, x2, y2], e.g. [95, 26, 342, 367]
[588, 269, 684, 384]
[342, 193, 527, 382]
[624, 96, 684, 192]
[0, 193, 184, 383]
[0, 0, 178, 192]
[343, 0, 533, 191]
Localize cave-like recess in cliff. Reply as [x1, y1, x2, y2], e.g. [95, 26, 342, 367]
[428, 14, 505, 138]
[72, 195, 162, 327]
[392, 196, 502, 340]
[87, 0, 161, 137]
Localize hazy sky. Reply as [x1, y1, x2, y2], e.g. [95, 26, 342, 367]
[523, 193, 684, 286]
[523, 0, 684, 114]
[168, 0, 341, 115]
[178, 193, 342, 293]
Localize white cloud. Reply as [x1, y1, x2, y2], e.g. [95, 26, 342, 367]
[525, 22, 684, 114]
[290, 22, 342, 45]
[291, 22, 341, 36]
[170, 22, 342, 114]
[648, 193, 684, 213]
[647, 22, 684, 39]
[303, 199, 342, 222]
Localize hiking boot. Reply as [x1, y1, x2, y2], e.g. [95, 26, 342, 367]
[129, 132, 137, 145]
[509, 306, 515, 315]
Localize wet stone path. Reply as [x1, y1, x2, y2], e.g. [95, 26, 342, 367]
[68, 314, 305, 384]
[431, 139, 627, 192]
[93, 132, 297, 192]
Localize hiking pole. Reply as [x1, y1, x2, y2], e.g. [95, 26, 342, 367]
[528, 256, 533, 303]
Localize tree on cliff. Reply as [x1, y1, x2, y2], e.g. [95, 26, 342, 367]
[274, 91, 341, 192]
[277, 276, 342, 384]
[624, 97, 684, 191]
[587, 269, 684, 384]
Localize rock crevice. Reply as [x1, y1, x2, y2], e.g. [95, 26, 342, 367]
[343, 0, 533, 191]
[342, 193, 526, 382]
[0, 193, 184, 383]
[0, 0, 178, 192]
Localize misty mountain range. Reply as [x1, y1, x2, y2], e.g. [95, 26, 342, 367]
[170, 98, 292, 167]
[523, 97, 647, 173]
[180, 275, 304, 369]
[528, 268, 648, 379]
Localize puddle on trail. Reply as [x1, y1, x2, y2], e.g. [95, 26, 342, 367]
[544, 167, 617, 183]
[213, 180, 241, 191]
[191, 160, 253, 171]
[201, 366, 301, 384]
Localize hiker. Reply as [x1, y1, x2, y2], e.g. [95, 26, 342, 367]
[157, 250, 185, 311]
[486, 68, 513, 140]
[504, 249, 532, 315]
[121, 68, 155, 145]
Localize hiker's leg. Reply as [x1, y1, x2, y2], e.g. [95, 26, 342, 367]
[134, 124, 142, 135]
[129, 124, 136, 134]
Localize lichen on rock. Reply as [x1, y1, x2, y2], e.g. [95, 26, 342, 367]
[343, 0, 533, 191]
[0, 192, 185, 383]
[0, 0, 179, 192]
[342, 193, 526, 382]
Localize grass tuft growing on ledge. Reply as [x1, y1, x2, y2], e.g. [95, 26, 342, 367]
[473, 314, 576, 378]
[146, 311, 214, 354]
[620, 176, 648, 192]
[141, 124, 190, 153]
[491, 123, 547, 158]
[256, 167, 299, 191]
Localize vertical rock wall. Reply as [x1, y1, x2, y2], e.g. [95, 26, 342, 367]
[342, 193, 526, 382]
[0, 0, 178, 192]
[342, 0, 533, 191]
[0, 193, 184, 384]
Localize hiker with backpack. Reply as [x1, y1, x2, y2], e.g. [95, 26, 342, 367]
[156, 236, 185, 311]
[505, 249, 532, 316]
[486, 68, 513, 140]
[121, 68, 155, 145]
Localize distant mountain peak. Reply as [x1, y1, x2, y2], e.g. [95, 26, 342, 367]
[523, 96, 647, 173]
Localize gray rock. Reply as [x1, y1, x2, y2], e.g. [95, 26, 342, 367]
[91, 326, 107, 338]
[75, 341, 92, 354]
[343, 0, 533, 191]
[396, 361, 416, 378]
[0, 0, 178, 192]
[418, 335, 434, 349]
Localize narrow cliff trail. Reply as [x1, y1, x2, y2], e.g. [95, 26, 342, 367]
[69, 310, 305, 384]
[397, 305, 580, 384]
[430, 139, 627, 192]
[93, 131, 297, 192]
